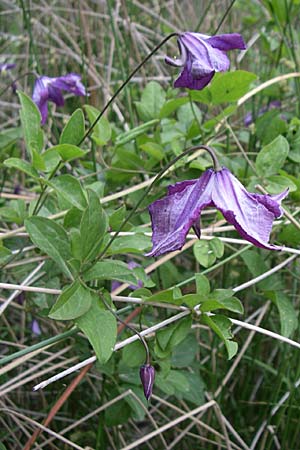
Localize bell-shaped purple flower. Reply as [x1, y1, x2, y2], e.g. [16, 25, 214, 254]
[32, 73, 87, 124]
[147, 167, 288, 257]
[165, 32, 246, 90]
[140, 364, 155, 400]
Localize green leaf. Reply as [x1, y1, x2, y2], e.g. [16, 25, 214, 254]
[179, 371, 205, 405]
[202, 314, 238, 359]
[256, 111, 287, 145]
[279, 223, 300, 247]
[4, 157, 40, 179]
[269, 291, 298, 338]
[0, 244, 11, 264]
[122, 340, 145, 367]
[139, 142, 164, 160]
[265, 175, 297, 194]
[75, 298, 117, 364]
[116, 119, 159, 146]
[200, 296, 243, 314]
[84, 105, 111, 145]
[190, 88, 212, 105]
[17, 91, 44, 157]
[49, 280, 92, 320]
[256, 135, 289, 177]
[60, 109, 85, 145]
[159, 97, 190, 118]
[156, 316, 192, 352]
[145, 287, 183, 305]
[32, 148, 46, 171]
[193, 238, 224, 268]
[25, 217, 72, 278]
[209, 70, 257, 104]
[45, 144, 86, 162]
[171, 334, 198, 368]
[105, 390, 131, 426]
[135, 81, 166, 120]
[195, 274, 210, 296]
[241, 250, 281, 290]
[50, 174, 87, 210]
[156, 370, 190, 396]
[107, 233, 151, 255]
[0, 127, 22, 150]
[80, 189, 108, 261]
[83, 260, 138, 285]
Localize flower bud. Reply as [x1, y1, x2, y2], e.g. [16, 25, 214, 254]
[140, 364, 155, 400]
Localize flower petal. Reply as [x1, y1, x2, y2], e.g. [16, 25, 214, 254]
[147, 171, 214, 257]
[212, 168, 285, 250]
[181, 33, 231, 73]
[52, 73, 86, 96]
[174, 55, 215, 89]
[48, 85, 65, 107]
[165, 38, 187, 67]
[206, 33, 246, 51]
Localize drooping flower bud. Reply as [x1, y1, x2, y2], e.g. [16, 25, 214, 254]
[140, 364, 155, 400]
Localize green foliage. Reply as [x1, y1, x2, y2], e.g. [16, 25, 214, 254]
[3, 12, 300, 447]
[202, 314, 238, 359]
[50, 174, 87, 210]
[60, 109, 85, 145]
[44, 144, 86, 162]
[84, 105, 111, 145]
[75, 297, 117, 364]
[17, 91, 43, 157]
[193, 238, 224, 268]
[268, 291, 298, 338]
[4, 157, 40, 180]
[255, 135, 289, 177]
[25, 216, 73, 279]
[49, 280, 92, 320]
[191, 70, 257, 104]
[115, 119, 159, 146]
[135, 81, 166, 120]
[80, 189, 108, 261]
[155, 316, 192, 358]
[83, 260, 138, 285]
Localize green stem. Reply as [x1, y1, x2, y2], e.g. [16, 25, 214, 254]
[0, 328, 78, 367]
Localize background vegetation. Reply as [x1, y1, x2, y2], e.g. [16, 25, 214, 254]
[1, 1, 300, 449]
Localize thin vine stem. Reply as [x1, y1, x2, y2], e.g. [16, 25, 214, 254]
[77, 32, 178, 146]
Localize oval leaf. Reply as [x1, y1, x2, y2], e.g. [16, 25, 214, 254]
[60, 109, 85, 146]
[49, 280, 92, 320]
[25, 216, 72, 278]
[75, 298, 117, 364]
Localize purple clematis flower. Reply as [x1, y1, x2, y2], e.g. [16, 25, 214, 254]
[147, 167, 288, 257]
[32, 73, 86, 124]
[0, 63, 16, 74]
[140, 364, 155, 400]
[165, 32, 246, 90]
